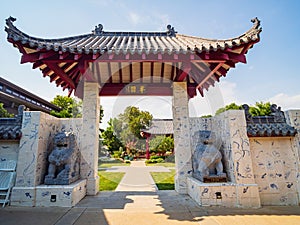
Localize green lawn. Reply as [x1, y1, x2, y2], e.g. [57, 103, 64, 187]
[99, 162, 130, 168]
[146, 162, 175, 167]
[150, 169, 175, 190]
[98, 171, 125, 191]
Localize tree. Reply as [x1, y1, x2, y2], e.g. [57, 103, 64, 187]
[150, 135, 174, 155]
[50, 95, 82, 118]
[101, 118, 124, 153]
[119, 106, 153, 138]
[215, 102, 273, 116]
[249, 101, 272, 116]
[215, 103, 242, 115]
[101, 106, 153, 156]
[0, 103, 13, 118]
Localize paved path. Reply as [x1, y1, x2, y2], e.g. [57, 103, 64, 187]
[1, 162, 299, 224]
[106, 160, 170, 191]
[1, 191, 300, 225]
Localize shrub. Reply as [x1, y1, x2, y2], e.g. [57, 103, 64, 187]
[150, 155, 165, 160]
[156, 158, 165, 163]
[165, 154, 175, 163]
[113, 151, 122, 159]
[146, 158, 165, 164]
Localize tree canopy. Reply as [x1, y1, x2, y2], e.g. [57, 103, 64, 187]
[0, 103, 13, 118]
[215, 103, 242, 115]
[101, 118, 124, 152]
[101, 106, 153, 154]
[249, 101, 272, 116]
[215, 102, 273, 116]
[149, 135, 174, 155]
[50, 95, 82, 118]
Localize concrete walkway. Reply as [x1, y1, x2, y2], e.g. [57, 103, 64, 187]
[1, 191, 300, 225]
[107, 160, 170, 191]
[1, 162, 300, 224]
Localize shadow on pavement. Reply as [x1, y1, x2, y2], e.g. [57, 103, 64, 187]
[1, 190, 300, 225]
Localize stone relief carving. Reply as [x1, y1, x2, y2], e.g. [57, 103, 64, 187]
[44, 132, 80, 185]
[192, 130, 226, 182]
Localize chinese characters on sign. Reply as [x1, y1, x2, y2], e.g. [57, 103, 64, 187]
[125, 84, 146, 94]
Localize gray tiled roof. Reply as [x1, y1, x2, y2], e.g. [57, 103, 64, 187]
[0, 106, 23, 140]
[247, 123, 297, 137]
[5, 17, 261, 55]
[242, 104, 297, 137]
[142, 119, 173, 135]
[0, 124, 22, 140]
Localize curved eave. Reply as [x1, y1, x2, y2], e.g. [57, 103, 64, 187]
[4, 17, 262, 98]
[5, 17, 261, 55]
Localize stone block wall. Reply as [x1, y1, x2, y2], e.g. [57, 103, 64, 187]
[250, 137, 299, 205]
[213, 110, 256, 185]
[285, 110, 300, 203]
[0, 141, 19, 161]
[11, 111, 83, 206]
[190, 110, 257, 184]
[188, 110, 260, 207]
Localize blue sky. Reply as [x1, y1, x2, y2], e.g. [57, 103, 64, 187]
[1, 0, 300, 126]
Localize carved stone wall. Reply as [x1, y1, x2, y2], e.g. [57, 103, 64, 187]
[212, 110, 257, 184]
[250, 137, 299, 205]
[188, 110, 261, 207]
[11, 111, 83, 206]
[0, 141, 19, 162]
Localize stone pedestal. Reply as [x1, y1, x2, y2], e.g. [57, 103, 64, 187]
[172, 82, 192, 194]
[11, 180, 86, 207]
[36, 179, 86, 207]
[187, 177, 261, 208]
[81, 81, 100, 195]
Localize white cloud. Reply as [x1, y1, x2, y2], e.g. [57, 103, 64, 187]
[154, 14, 171, 30]
[268, 93, 300, 110]
[128, 12, 141, 26]
[218, 81, 241, 105]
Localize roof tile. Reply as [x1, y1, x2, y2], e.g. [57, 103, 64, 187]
[5, 17, 262, 55]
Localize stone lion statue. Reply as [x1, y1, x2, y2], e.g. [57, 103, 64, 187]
[44, 132, 80, 185]
[192, 130, 226, 182]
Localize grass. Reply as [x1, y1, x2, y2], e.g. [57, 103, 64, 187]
[98, 171, 125, 191]
[99, 162, 130, 168]
[99, 158, 131, 168]
[150, 169, 175, 190]
[146, 162, 175, 167]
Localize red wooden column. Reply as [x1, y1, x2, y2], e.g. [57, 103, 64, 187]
[141, 132, 151, 159]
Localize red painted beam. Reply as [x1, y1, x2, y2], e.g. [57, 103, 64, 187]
[21, 51, 59, 64]
[32, 61, 43, 69]
[99, 83, 197, 98]
[196, 62, 224, 90]
[21, 52, 39, 63]
[175, 62, 191, 81]
[46, 63, 75, 89]
[227, 52, 246, 63]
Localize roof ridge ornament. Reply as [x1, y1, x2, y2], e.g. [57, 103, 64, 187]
[93, 24, 103, 35]
[251, 17, 261, 29]
[166, 25, 177, 37]
[6, 16, 16, 26]
[91, 23, 176, 37]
